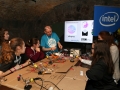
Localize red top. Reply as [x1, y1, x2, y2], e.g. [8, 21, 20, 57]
[25, 47, 45, 62]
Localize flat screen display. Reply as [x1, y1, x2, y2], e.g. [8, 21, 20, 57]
[64, 20, 93, 43]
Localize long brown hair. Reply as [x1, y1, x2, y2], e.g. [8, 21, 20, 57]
[0, 42, 13, 63]
[91, 40, 114, 74]
[99, 31, 116, 47]
[0, 28, 8, 45]
[26, 38, 39, 47]
[0, 38, 24, 63]
[10, 38, 24, 51]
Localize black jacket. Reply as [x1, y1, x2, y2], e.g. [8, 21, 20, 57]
[0, 54, 28, 72]
[85, 58, 118, 90]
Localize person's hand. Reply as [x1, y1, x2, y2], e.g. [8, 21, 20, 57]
[11, 65, 21, 72]
[0, 71, 3, 76]
[58, 44, 63, 49]
[36, 47, 40, 52]
[51, 47, 56, 51]
[79, 56, 82, 61]
[14, 64, 21, 70]
[58, 42, 63, 49]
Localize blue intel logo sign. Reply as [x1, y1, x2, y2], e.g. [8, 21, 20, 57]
[99, 12, 119, 27]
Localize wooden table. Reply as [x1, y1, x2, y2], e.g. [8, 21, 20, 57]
[0, 58, 88, 90]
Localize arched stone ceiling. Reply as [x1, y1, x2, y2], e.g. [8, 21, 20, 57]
[0, 0, 72, 20]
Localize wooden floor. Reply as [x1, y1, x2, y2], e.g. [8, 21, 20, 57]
[0, 85, 14, 90]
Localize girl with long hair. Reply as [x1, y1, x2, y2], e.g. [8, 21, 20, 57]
[80, 31, 120, 83]
[85, 40, 118, 90]
[0, 28, 9, 46]
[98, 31, 120, 82]
[25, 38, 45, 62]
[0, 38, 30, 77]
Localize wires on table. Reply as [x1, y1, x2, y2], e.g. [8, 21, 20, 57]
[19, 74, 61, 90]
[33, 77, 61, 90]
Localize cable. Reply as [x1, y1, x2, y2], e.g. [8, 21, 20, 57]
[33, 78, 47, 90]
[33, 77, 61, 90]
[44, 80, 61, 90]
[34, 78, 43, 90]
[20, 75, 61, 90]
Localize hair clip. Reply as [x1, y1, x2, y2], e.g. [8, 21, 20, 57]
[9, 41, 11, 44]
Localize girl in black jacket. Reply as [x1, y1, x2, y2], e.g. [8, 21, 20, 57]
[85, 40, 118, 90]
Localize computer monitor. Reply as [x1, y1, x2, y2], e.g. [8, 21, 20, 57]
[64, 20, 94, 43]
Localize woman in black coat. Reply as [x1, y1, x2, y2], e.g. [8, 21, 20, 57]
[85, 40, 118, 90]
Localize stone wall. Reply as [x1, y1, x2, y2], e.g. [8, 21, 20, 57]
[0, 0, 119, 41]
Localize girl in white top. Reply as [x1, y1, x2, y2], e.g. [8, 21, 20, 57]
[98, 31, 119, 82]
